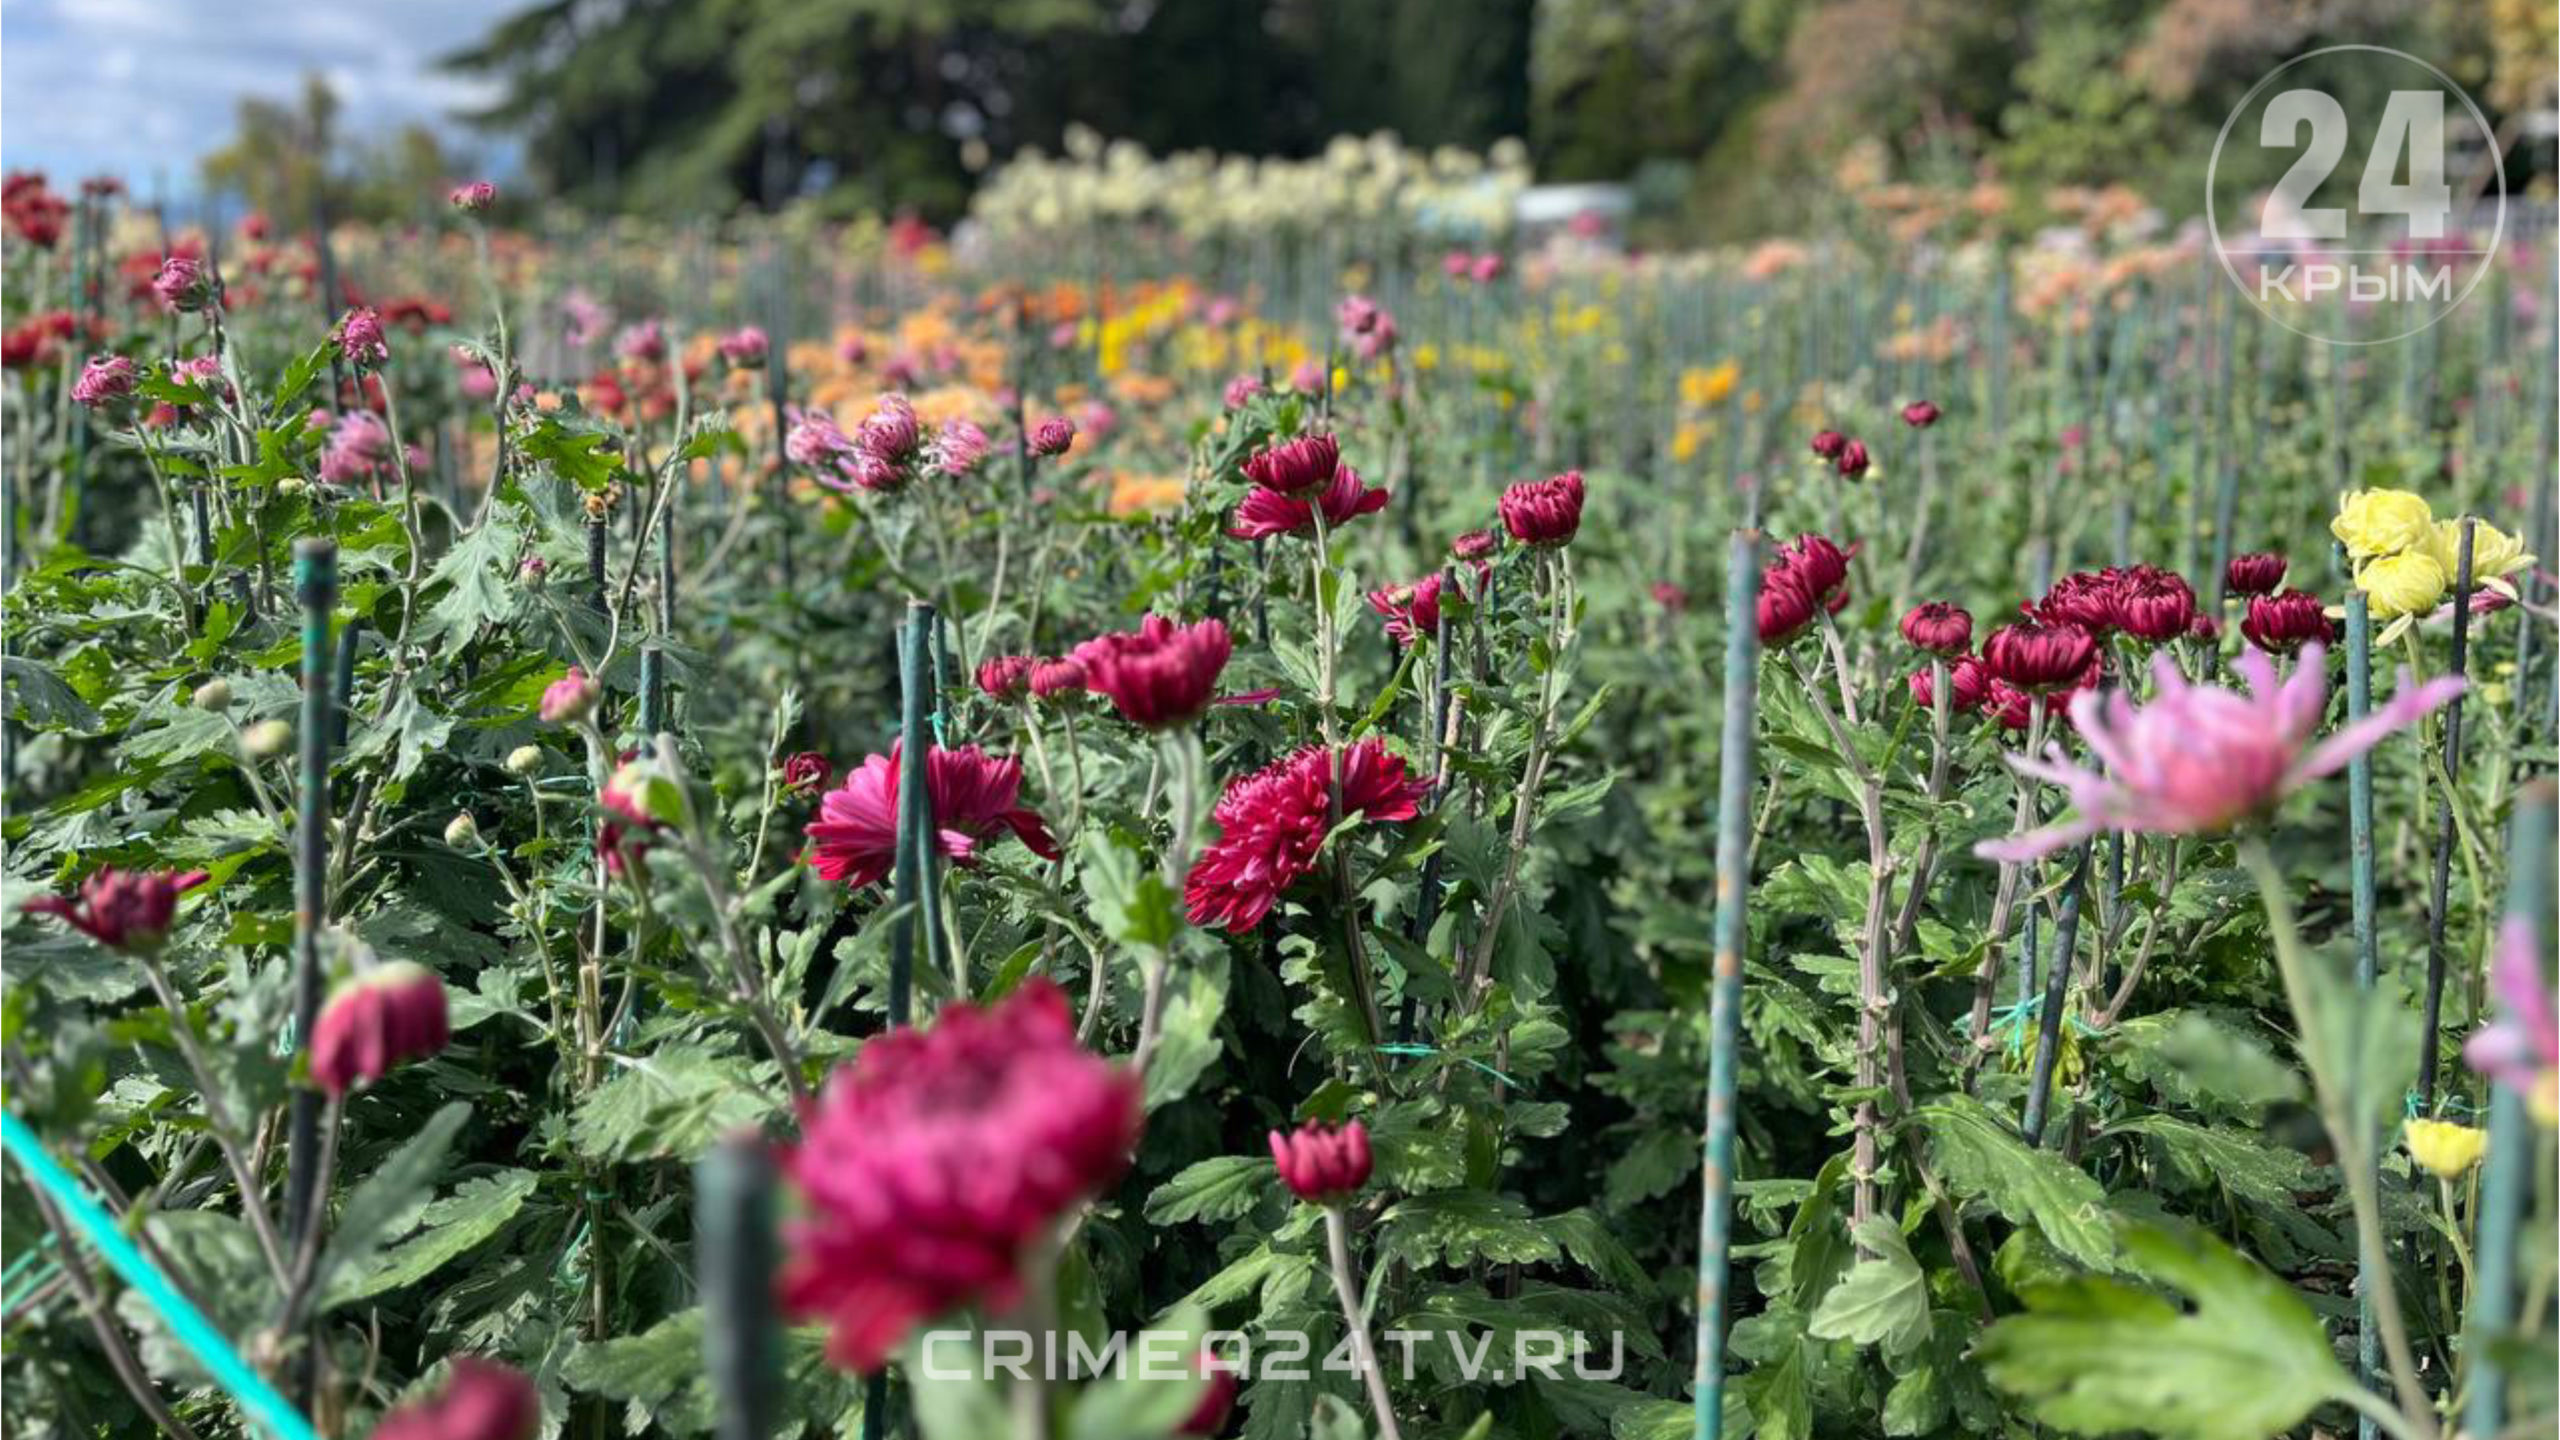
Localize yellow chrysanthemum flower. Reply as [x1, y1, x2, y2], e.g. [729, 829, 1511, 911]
[2424, 518, 2537, 588]
[2357, 550, 2449, 620]
[2332, 488, 2436, 560]
[2403, 1117, 2487, 1178]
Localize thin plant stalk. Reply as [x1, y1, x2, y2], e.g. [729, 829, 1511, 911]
[1321, 1206, 1403, 1440]
[1693, 528, 1761, 1440]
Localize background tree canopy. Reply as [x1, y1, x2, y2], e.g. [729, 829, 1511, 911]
[228, 0, 2547, 235]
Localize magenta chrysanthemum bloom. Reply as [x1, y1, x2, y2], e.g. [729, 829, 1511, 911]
[1976, 644, 2465, 862]
[785, 409, 855, 468]
[1226, 464, 1389, 540]
[927, 418, 990, 478]
[447, 181, 499, 215]
[718, 326, 768, 369]
[977, 654, 1037, 701]
[1270, 1118, 1372, 1205]
[1499, 470, 1586, 548]
[336, 307, 391, 369]
[1184, 739, 1430, 933]
[1835, 438, 1872, 479]
[859, 393, 922, 461]
[2466, 913, 2557, 1121]
[1028, 415, 1075, 456]
[1984, 621, 2099, 693]
[2226, 552, 2288, 597]
[319, 410, 393, 486]
[151, 255, 213, 312]
[614, 320, 666, 363]
[781, 978, 1142, 1372]
[1809, 429, 1847, 461]
[71, 354, 135, 408]
[539, 667, 599, 724]
[310, 961, 451, 1096]
[2242, 589, 2334, 653]
[22, 867, 208, 952]
[1900, 602, 1972, 655]
[1073, 616, 1233, 729]
[1901, 400, 1941, 429]
[1029, 658, 1087, 700]
[372, 1355, 538, 1440]
[1221, 375, 1262, 410]
[781, 751, 833, 794]
[805, 743, 1058, 889]
[1451, 529, 1498, 563]
[1367, 574, 1444, 647]
[1242, 433, 1340, 495]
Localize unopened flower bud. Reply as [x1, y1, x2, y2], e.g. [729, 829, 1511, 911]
[505, 744, 544, 775]
[193, 678, 233, 712]
[242, 719, 291, 756]
[443, 813, 480, 848]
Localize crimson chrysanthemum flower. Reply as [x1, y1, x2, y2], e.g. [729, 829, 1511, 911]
[1901, 400, 1941, 429]
[1073, 615, 1233, 729]
[1777, 534, 1851, 606]
[1499, 471, 1585, 548]
[806, 743, 1059, 889]
[2036, 569, 2127, 634]
[1834, 438, 1871, 479]
[1984, 621, 2099, 693]
[2226, 551, 2288, 597]
[2242, 589, 2334, 653]
[1184, 739, 1431, 933]
[1270, 1118, 1373, 1205]
[1029, 657, 1087, 700]
[1809, 429, 1847, 461]
[310, 961, 451, 1096]
[1242, 432, 1339, 494]
[781, 978, 1141, 1373]
[22, 867, 208, 952]
[1367, 574, 1445, 648]
[1028, 415, 1076, 456]
[372, 1355, 538, 1440]
[1226, 465, 1389, 540]
[1758, 569, 1820, 647]
[1910, 656, 1991, 713]
[2117, 570, 2200, 643]
[1899, 602, 1972, 655]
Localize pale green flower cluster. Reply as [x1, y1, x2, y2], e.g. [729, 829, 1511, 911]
[969, 128, 1532, 242]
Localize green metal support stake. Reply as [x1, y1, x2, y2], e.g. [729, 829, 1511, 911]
[1694, 526, 1762, 1440]
[892, 600, 942, 1023]
[2021, 845, 2091, 1146]
[698, 1134, 780, 1440]
[2467, 780, 2554, 1440]
[639, 643, 667, 737]
[281, 538, 336, 1404]
[2343, 584, 2382, 1438]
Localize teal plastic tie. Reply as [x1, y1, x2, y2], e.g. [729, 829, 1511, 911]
[1373, 1041, 1525, 1092]
[0, 1112, 324, 1440]
[2405, 1088, 2478, 1121]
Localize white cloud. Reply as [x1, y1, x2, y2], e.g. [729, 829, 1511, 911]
[0, 0, 515, 191]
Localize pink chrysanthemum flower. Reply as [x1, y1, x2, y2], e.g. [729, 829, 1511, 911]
[1367, 574, 1445, 647]
[2466, 913, 2558, 1123]
[1976, 643, 2465, 863]
[781, 978, 1141, 1372]
[1184, 739, 1430, 932]
[806, 743, 1058, 888]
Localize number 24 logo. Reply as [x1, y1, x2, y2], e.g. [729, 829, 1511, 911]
[2260, 89, 2449, 241]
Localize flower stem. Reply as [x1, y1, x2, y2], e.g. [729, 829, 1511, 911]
[2237, 835, 2438, 1440]
[1322, 1207, 1402, 1440]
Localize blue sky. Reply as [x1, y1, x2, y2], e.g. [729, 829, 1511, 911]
[2, 0, 519, 198]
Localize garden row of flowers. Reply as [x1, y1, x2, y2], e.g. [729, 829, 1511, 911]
[1, 170, 2553, 1440]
